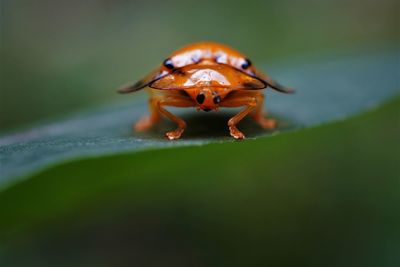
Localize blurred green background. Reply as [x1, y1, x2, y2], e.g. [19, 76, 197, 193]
[1, 0, 398, 129]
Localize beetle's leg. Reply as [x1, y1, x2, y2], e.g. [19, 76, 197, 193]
[135, 95, 162, 131]
[250, 94, 277, 129]
[156, 96, 195, 140]
[220, 96, 258, 139]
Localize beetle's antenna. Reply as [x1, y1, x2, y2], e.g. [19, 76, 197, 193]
[245, 68, 295, 94]
[118, 81, 147, 93]
[118, 68, 170, 94]
[265, 80, 295, 94]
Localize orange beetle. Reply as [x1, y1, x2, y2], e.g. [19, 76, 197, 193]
[119, 41, 294, 140]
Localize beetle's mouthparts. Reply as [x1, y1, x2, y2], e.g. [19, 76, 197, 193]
[203, 108, 212, 112]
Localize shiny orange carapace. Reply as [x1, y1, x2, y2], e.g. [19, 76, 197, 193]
[119, 41, 294, 140]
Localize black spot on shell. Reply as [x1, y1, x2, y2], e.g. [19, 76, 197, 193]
[163, 58, 174, 69]
[241, 58, 252, 69]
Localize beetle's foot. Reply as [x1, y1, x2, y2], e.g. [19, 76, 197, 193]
[256, 117, 277, 129]
[165, 129, 184, 140]
[135, 116, 157, 132]
[229, 126, 245, 140]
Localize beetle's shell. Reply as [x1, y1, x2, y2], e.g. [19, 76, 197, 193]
[151, 64, 265, 90]
[118, 41, 294, 94]
[167, 42, 252, 74]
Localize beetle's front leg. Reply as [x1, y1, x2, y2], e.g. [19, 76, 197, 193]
[156, 96, 195, 140]
[220, 96, 258, 139]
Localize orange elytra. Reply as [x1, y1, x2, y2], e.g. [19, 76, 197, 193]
[118, 41, 294, 140]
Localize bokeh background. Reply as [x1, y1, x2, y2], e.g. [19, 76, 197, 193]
[1, 0, 398, 129]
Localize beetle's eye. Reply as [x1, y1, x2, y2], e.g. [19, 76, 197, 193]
[196, 93, 205, 104]
[163, 58, 175, 69]
[213, 95, 221, 104]
[241, 58, 252, 69]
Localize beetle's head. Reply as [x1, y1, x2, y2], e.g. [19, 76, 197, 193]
[192, 88, 222, 112]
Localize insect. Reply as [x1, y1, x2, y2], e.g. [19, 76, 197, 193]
[118, 41, 294, 140]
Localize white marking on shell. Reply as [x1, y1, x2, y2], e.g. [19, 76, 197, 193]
[184, 69, 229, 87]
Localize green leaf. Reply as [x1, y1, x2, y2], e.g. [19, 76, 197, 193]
[0, 96, 399, 267]
[1, 51, 399, 189]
